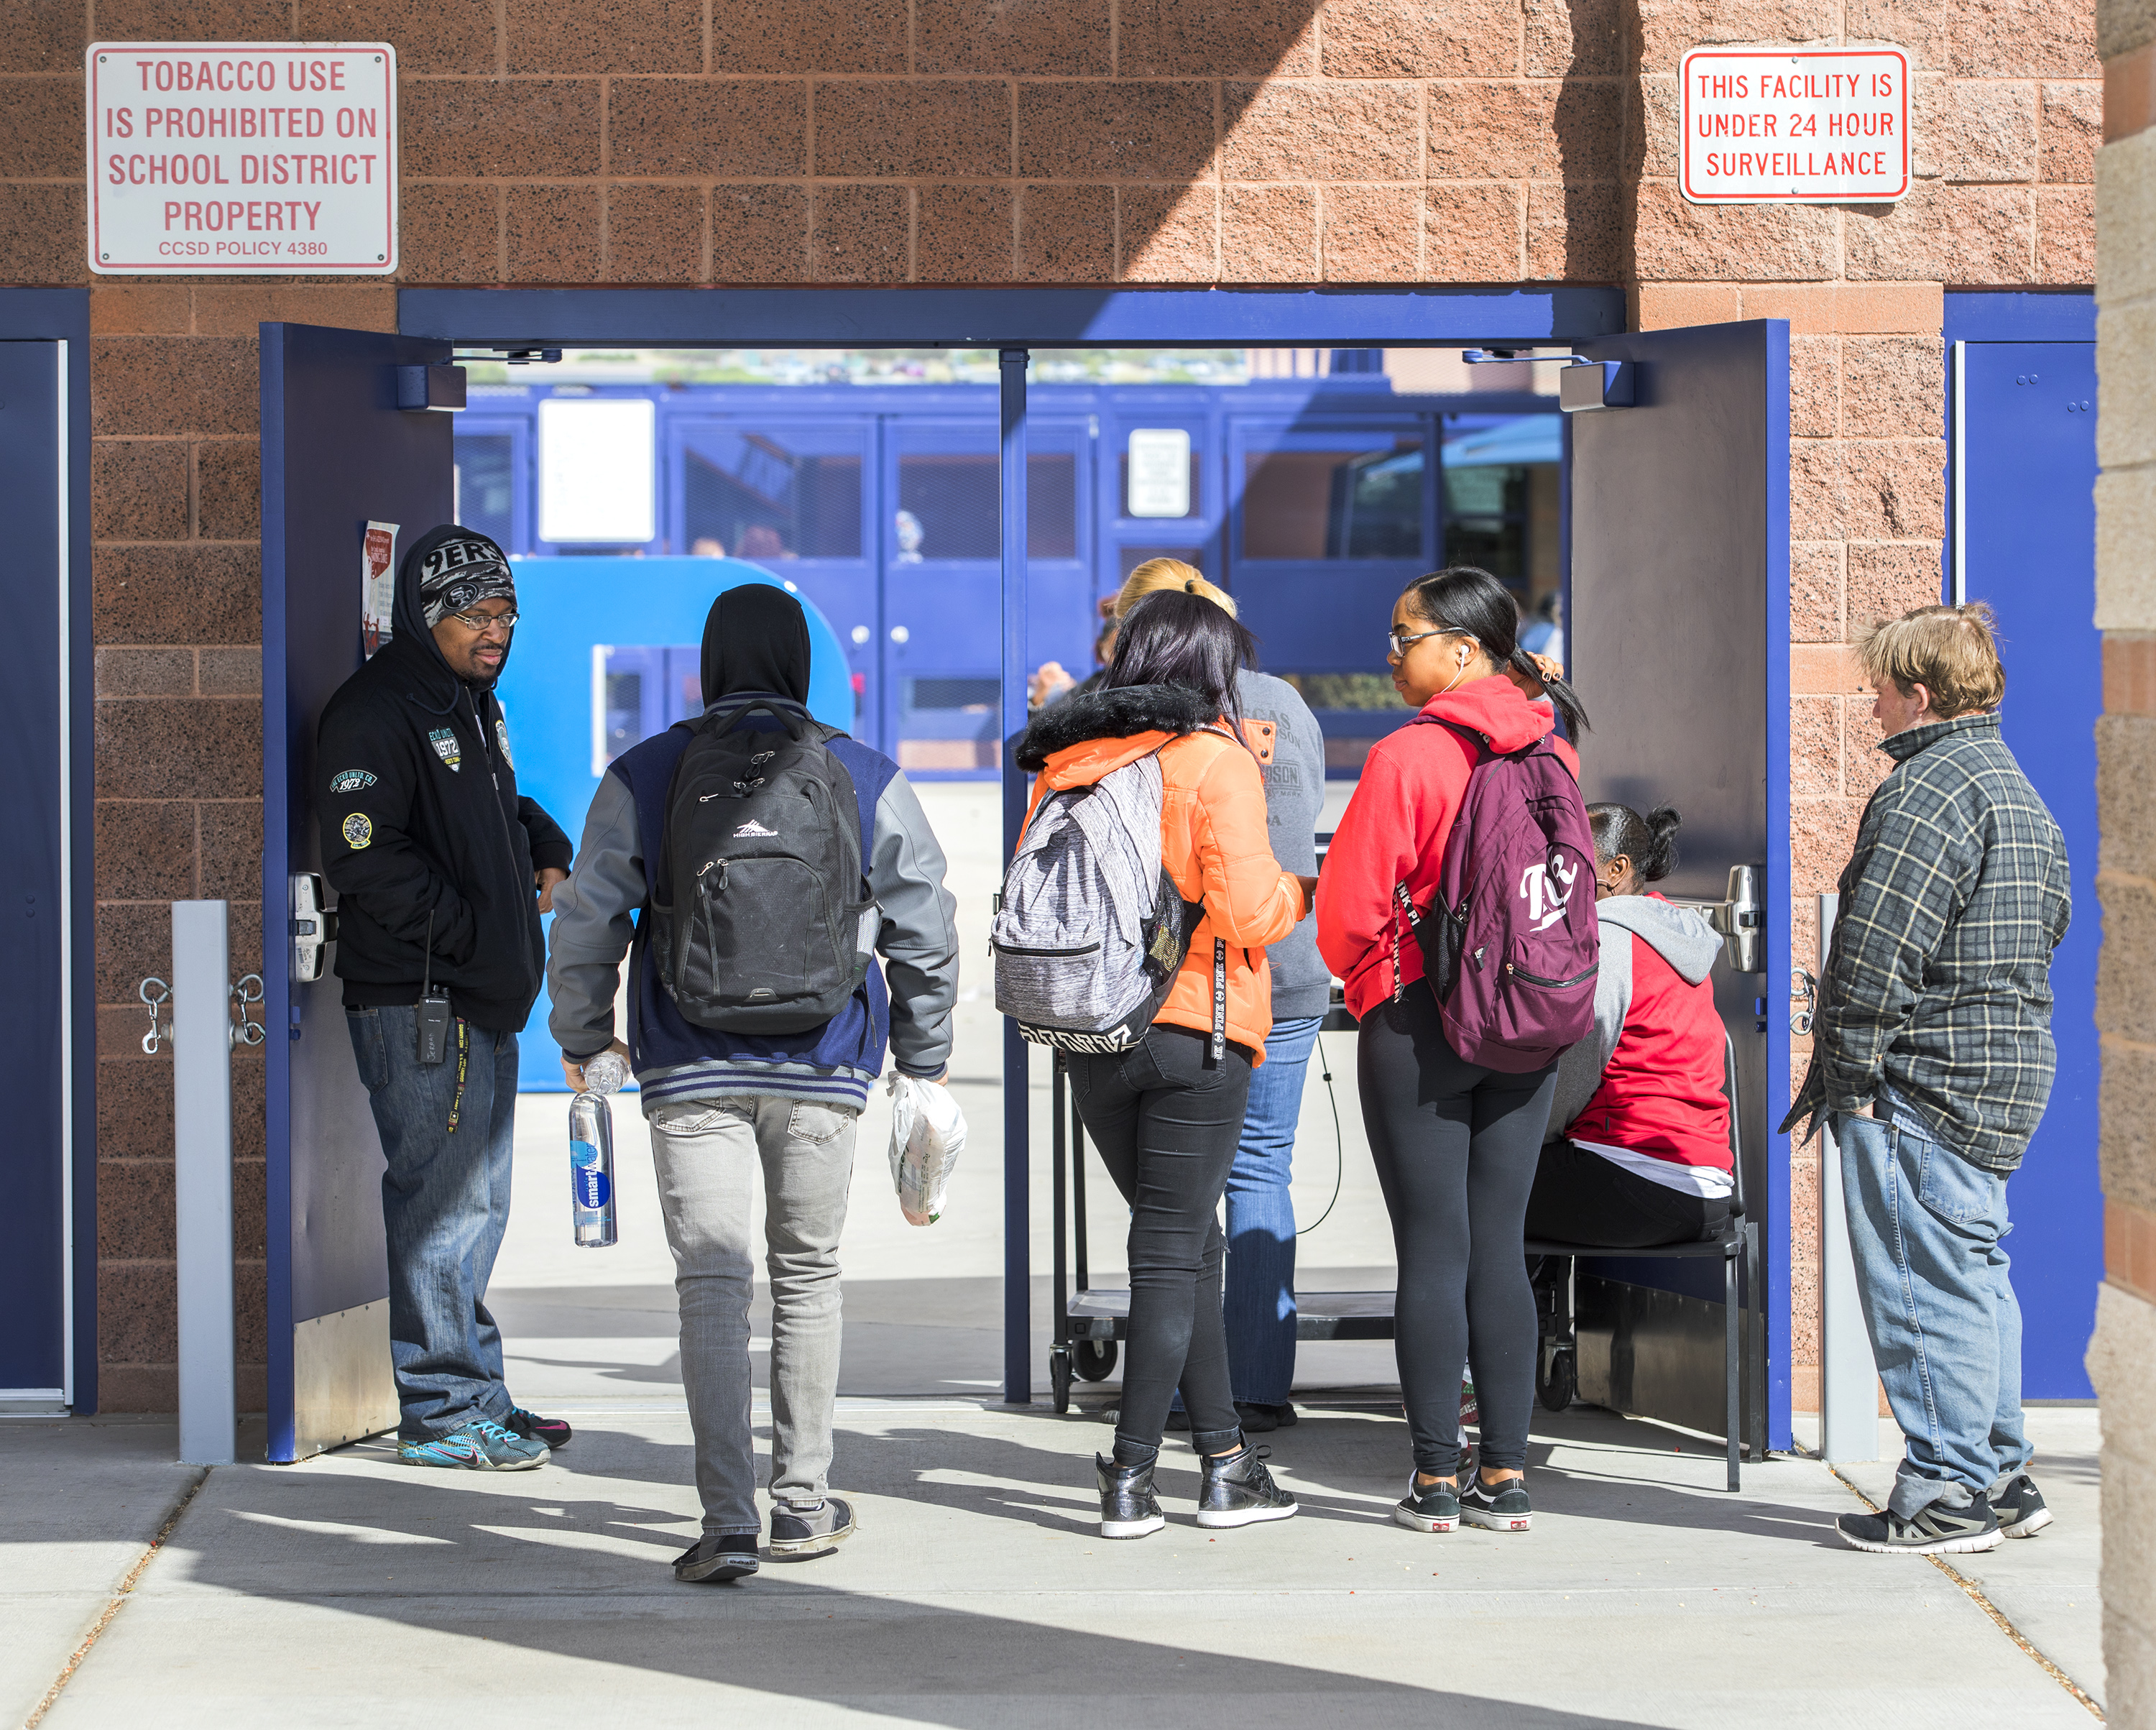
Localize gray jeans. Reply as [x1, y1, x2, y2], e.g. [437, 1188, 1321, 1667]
[648, 1095, 859, 1536]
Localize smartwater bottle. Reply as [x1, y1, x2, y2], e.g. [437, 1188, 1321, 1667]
[569, 1051, 627, 1248]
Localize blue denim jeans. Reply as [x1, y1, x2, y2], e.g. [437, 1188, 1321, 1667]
[1836, 1090, 2032, 1517]
[348, 1006, 521, 1439]
[1223, 1013, 1325, 1406]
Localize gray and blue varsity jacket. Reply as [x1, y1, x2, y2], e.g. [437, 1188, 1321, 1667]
[546, 699, 961, 1114]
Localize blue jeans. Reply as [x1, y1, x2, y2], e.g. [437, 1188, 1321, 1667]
[1225, 1014, 1324, 1407]
[1836, 1092, 2032, 1517]
[347, 1006, 521, 1439]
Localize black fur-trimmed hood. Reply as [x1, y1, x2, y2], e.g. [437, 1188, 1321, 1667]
[1013, 683, 1219, 772]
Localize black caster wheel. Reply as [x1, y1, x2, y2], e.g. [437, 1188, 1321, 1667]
[1049, 1347, 1074, 1414]
[1074, 1338, 1119, 1382]
[1536, 1346, 1576, 1412]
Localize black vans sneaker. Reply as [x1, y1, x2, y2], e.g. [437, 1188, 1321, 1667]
[1196, 1445, 1298, 1529]
[1460, 1475, 1534, 1532]
[769, 1495, 855, 1557]
[1097, 1454, 1166, 1540]
[1989, 1475, 2054, 1539]
[1394, 1475, 1460, 1533]
[673, 1534, 760, 1583]
[1837, 1499, 2001, 1555]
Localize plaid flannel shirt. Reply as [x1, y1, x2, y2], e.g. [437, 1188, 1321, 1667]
[1780, 709, 2070, 1173]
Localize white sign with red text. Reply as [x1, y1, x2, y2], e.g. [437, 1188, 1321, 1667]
[1681, 45, 1909, 204]
[86, 42, 397, 274]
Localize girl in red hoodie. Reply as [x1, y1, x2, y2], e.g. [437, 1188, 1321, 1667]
[1525, 804, 1735, 1246]
[1317, 567, 1592, 1538]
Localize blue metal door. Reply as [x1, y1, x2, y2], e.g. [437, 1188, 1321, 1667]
[884, 417, 1003, 774]
[1955, 339, 2101, 1399]
[1569, 319, 1792, 1451]
[262, 323, 456, 1460]
[0, 340, 71, 1406]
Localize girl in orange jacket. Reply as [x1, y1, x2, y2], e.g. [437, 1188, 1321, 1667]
[1013, 589, 1312, 1540]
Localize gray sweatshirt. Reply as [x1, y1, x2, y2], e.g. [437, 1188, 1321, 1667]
[1236, 669, 1328, 1023]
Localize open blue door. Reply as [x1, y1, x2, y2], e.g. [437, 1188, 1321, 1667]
[1953, 338, 2100, 1399]
[1567, 319, 1791, 1454]
[262, 323, 456, 1461]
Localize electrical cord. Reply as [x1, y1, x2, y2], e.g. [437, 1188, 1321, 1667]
[1296, 1032, 1345, 1237]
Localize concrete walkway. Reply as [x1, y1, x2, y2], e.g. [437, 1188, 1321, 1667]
[4, 1401, 2103, 1729]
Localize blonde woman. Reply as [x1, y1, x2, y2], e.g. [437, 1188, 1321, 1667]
[1109, 561, 1328, 1433]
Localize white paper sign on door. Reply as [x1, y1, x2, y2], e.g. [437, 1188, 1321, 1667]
[1680, 45, 1909, 205]
[1127, 428, 1192, 519]
[86, 42, 398, 274]
[361, 521, 397, 658]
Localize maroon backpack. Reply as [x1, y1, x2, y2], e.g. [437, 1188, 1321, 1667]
[1392, 720, 1599, 1072]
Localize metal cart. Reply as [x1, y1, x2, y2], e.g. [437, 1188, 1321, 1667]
[1044, 994, 1392, 1414]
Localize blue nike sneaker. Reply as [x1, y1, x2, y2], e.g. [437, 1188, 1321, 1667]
[398, 1416, 549, 1471]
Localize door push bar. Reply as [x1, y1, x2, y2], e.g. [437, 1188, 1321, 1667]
[292, 872, 338, 983]
[1668, 864, 1766, 975]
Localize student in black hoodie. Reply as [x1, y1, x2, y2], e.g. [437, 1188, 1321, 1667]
[317, 525, 574, 1471]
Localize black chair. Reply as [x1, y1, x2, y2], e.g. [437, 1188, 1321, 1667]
[1522, 1034, 1763, 1491]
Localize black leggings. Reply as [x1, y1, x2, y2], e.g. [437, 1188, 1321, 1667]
[1358, 987, 1557, 1475]
[1069, 1025, 1254, 1463]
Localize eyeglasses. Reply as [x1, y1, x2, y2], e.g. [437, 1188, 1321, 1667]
[1388, 626, 1453, 658]
[448, 608, 518, 633]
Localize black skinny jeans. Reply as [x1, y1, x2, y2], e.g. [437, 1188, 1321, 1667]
[1358, 986, 1557, 1476]
[1069, 1025, 1253, 1464]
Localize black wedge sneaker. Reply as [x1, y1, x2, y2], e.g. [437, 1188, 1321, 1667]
[1196, 1444, 1299, 1529]
[1097, 1454, 1166, 1540]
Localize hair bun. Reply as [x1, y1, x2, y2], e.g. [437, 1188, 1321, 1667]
[1643, 806, 1682, 880]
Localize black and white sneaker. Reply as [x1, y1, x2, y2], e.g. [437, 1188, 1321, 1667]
[1394, 1475, 1460, 1533]
[673, 1534, 760, 1583]
[1196, 1445, 1298, 1529]
[1097, 1454, 1166, 1540]
[1460, 1476, 1534, 1532]
[1990, 1475, 2054, 1539]
[1837, 1499, 2001, 1555]
[769, 1496, 855, 1557]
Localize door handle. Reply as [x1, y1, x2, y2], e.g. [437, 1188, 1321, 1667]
[1708, 864, 1764, 974]
[291, 873, 338, 983]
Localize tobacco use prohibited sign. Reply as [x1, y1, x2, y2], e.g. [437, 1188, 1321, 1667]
[86, 42, 397, 274]
[1680, 45, 1909, 204]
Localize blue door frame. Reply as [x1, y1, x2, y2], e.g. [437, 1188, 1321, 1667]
[403, 286, 1753, 1409]
[1944, 290, 2101, 1399]
[0, 290, 93, 1413]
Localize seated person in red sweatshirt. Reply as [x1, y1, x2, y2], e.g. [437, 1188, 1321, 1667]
[1524, 803, 1735, 1248]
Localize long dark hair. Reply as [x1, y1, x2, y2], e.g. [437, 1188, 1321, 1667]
[1588, 803, 1680, 881]
[1105, 588, 1258, 741]
[1399, 566, 1590, 737]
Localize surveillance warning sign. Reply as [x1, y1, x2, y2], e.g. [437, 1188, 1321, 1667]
[1680, 46, 1909, 204]
[86, 42, 397, 274]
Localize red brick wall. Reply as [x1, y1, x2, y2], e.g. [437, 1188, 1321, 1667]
[0, 0, 2098, 1409]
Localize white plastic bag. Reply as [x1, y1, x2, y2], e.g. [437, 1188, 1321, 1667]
[886, 1069, 967, 1225]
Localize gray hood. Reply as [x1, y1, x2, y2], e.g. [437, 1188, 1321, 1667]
[1597, 895, 1720, 985]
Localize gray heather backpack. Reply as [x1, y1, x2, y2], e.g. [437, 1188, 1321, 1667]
[992, 748, 1208, 1054]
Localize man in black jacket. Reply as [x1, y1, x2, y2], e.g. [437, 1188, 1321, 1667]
[318, 525, 573, 1471]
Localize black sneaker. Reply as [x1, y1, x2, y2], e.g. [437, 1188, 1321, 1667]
[506, 1408, 572, 1450]
[1460, 1475, 1534, 1532]
[1990, 1474, 2053, 1539]
[1836, 1499, 2001, 1555]
[1097, 1454, 1166, 1540]
[769, 1496, 855, 1557]
[1235, 1401, 1296, 1432]
[1196, 1445, 1298, 1529]
[673, 1534, 760, 1583]
[1394, 1474, 1460, 1533]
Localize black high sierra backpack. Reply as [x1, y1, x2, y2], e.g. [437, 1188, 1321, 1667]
[650, 700, 875, 1034]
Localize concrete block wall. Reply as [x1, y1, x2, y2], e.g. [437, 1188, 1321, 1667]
[0, 0, 2097, 1408]
[2096, 0, 2156, 1716]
